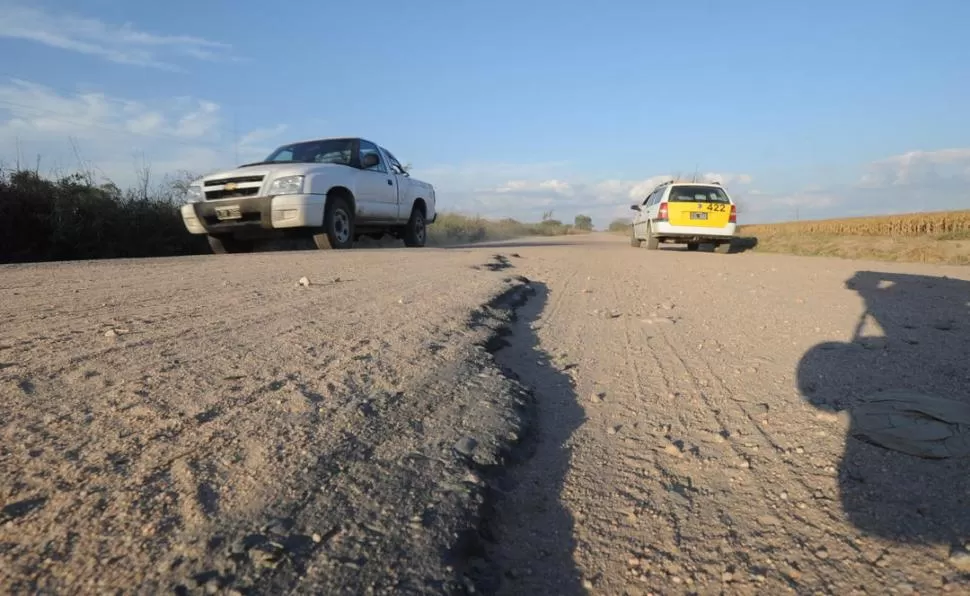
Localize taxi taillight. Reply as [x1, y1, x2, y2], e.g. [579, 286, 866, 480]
[657, 202, 668, 222]
[729, 204, 737, 223]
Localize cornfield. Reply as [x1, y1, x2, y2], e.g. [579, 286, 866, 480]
[740, 210, 970, 239]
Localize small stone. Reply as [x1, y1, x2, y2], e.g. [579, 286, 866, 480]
[722, 571, 733, 582]
[590, 392, 605, 404]
[795, 446, 804, 454]
[312, 533, 322, 543]
[104, 329, 118, 338]
[948, 546, 970, 571]
[454, 437, 478, 457]
[607, 426, 620, 436]
[582, 578, 594, 590]
[664, 444, 683, 457]
[297, 276, 311, 287]
[815, 547, 829, 559]
[739, 459, 751, 469]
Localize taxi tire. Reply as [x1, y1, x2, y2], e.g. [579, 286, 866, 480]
[644, 225, 660, 250]
[630, 225, 642, 247]
[686, 242, 699, 251]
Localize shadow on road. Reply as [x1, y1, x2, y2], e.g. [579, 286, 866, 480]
[797, 270, 970, 547]
[483, 281, 586, 595]
[654, 236, 760, 254]
[442, 240, 585, 250]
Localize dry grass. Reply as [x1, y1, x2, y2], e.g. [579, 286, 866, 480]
[738, 210, 970, 265]
[740, 210, 970, 240]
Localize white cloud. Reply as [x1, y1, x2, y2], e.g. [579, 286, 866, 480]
[735, 148, 970, 223]
[858, 148, 970, 188]
[420, 166, 754, 228]
[421, 148, 970, 226]
[0, 79, 286, 187]
[0, 3, 236, 70]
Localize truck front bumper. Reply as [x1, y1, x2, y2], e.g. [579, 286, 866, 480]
[181, 194, 325, 236]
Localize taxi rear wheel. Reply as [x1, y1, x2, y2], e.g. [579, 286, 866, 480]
[644, 224, 659, 250]
[686, 242, 699, 251]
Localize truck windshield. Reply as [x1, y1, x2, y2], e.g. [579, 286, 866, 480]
[667, 185, 730, 203]
[261, 139, 353, 165]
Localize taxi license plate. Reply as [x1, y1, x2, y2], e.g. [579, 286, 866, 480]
[690, 212, 708, 220]
[215, 206, 242, 220]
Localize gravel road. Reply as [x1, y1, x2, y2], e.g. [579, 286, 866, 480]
[3, 234, 969, 595]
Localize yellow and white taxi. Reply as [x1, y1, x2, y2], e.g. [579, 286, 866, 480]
[630, 180, 737, 252]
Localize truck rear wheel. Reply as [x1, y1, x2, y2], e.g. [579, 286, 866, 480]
[313, 196, 355, 250]
[207, 235, 254, 254]
[403, 205, 427, 247]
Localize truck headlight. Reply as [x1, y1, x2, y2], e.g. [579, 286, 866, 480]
[185, 185, 203, 203]
[268, 175, 304, 195]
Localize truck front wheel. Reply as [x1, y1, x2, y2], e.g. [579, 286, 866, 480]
[313, 196, 355, 250]
[403, 205, 427, 248]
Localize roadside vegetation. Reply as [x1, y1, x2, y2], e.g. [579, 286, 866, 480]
[0, 167, 583, 264]
[739, 212, 970, 265]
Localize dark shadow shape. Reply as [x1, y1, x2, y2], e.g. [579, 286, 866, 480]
[484, 254, 513, 271]
[1, 496, 47, 523]
[442, 240, 585, 250]
[475, 281, 587, 595]
[727, 236, 759, 253]
[797, 270, 970, 546]
[655, 236, 759, 254]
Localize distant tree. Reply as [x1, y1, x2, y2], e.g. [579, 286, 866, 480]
[608, 217, 632, 232]
[574, 214, 593, 231]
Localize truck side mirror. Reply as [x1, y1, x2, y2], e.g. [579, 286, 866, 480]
[630, 204, 641, 211]
[362, 153, 380, 168]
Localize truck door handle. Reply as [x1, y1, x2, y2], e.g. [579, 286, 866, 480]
[387, 179, 393, 186]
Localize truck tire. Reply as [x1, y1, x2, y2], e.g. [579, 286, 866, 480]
[207, 235, 254, 254]
[313, 196, 355, 250]
[644, 224, 660, 250]
[686, 242, 699, 251]
[630, 225, 642, 247]
[403, 205, 427, 248]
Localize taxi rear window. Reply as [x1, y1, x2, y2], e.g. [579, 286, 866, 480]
[668, 186, 730, 203]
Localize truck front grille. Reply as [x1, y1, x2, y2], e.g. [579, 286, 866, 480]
[203, 175, 265, 201]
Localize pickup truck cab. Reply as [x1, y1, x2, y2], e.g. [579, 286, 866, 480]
[630, 180, 737, 253]
[180, 137, 437, 253]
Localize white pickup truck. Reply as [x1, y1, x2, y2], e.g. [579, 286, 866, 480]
[180, 136, 437, 253]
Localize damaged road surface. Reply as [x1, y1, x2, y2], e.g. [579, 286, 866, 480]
[5, 234, 970, 595]
[0, 249, 538, 594]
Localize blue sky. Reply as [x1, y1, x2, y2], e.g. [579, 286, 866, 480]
[0, 0, 967, 225]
